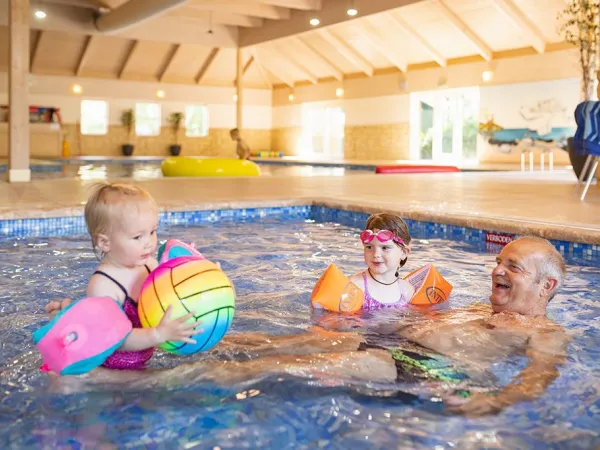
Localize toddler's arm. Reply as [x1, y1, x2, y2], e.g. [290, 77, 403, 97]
[119, 306, 203, 351]
[87, 275, 202, 351]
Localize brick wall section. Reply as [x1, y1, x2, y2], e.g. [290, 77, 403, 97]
[0, 126, 272, 157]
[271, 123, 410, 159]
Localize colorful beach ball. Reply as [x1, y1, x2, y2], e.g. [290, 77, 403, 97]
[138, 256, 235, 355]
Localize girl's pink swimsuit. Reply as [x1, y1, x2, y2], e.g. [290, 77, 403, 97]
[94, 266, 154, 370]
[361, 272, 409, 310]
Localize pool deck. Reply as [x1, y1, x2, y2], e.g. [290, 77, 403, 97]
[1, 167, 598, 244]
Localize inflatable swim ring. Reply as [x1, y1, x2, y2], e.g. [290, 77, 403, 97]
[311, 263, 452, 312]
[161, 157, 260, 177]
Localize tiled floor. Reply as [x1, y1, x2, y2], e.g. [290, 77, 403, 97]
[1, 167, 598, 243]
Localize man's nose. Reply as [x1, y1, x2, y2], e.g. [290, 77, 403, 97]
[492, 263, 505, 276]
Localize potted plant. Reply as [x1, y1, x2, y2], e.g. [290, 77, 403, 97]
[121, 108, 135, 156]
[168, 112, 184, 156]
[558, 0, 600, 178]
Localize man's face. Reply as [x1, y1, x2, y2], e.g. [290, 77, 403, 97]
[490, 241, 548, 315]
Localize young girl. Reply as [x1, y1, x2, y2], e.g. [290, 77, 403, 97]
[350, 213, 415, 310]
[44, 182, 202, 371]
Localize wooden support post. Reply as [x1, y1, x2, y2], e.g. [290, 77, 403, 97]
[8, 0, 30, 182]
[236, 47, 243, 130]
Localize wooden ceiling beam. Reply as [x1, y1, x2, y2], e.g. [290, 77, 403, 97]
[253, 48, 293, 87]
[317, 28, 373, 77]
[158, 43, 181, 81]
[434, 0, 493, 61]
[30, 30, 44, 72]
[267, 45, 318, 84]
[250, 48, 274, 89]
[234, 56, 255, 85]
[75, 35, 94, 76]
[490, 0, 546, 53]
[167, 8, 264, 27]
[355, 21, 408, 72]
[292, 37, 343, 81]
[118, 40, 139, 79]
[195, 47, 220, 84]
[386, 13, 447, 67]
[186, 0, 290, 20]
[257, 0, 320, 10]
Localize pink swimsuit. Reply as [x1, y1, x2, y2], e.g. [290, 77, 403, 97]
[362, 272, 409, 311]
[95, 266, 154, 370]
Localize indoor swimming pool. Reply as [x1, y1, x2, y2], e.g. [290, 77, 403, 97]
[0, 213, 598, 449]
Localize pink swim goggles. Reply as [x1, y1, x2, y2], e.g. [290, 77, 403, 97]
[360, 229, 405, 247]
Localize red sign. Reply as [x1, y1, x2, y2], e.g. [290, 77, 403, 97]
[485, 232, 515, 246]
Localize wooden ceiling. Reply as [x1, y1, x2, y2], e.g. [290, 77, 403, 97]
[0, 0, 572, 89]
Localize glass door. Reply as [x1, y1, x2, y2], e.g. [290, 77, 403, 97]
[411, 88, 479, 164]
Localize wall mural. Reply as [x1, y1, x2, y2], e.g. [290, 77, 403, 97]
[478, 98, 574, 154]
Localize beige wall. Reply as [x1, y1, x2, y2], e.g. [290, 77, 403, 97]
[272, 48, 580, 106]
[271, 48, 581, 163]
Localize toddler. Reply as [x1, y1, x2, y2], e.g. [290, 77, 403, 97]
[350, 213, 415, 310]
[45, 182, 202, 371]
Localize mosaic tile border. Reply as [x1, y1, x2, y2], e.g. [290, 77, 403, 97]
[312, 207, 600, 265]
[0, 205, 312, 239]
[0, 205, 597, 263]
[0, 164, 63, 173]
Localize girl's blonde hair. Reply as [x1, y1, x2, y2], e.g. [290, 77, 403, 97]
[84, 182, 157, 248]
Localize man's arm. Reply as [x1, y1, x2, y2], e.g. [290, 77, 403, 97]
[447, 328, 568, 416]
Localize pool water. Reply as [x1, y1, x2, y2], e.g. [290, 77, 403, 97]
[28, 162, 372, 180]
[1, 218, 599, 449]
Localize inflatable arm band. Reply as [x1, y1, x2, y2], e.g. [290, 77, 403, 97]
[310, 263, 452, 312]
[33, 297, 132, 375]
[158, 239, 205, 264]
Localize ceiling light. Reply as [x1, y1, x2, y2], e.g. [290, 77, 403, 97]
[156, 90, 165, 98]
[482, 70, 493, 82]
[347, 8, 358, 16]
[309, 18, 320, 26]
[336, 88, 344, 97]
[34, 10, 47, 19]
[72, 84, 82, 94]
[288, 93, 295, 101]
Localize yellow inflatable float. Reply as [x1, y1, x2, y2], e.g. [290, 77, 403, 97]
[161, 157, 261, 177]
[311, 263, 452, 313]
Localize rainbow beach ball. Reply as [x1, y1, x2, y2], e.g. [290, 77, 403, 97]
[138, 256, 235, 355]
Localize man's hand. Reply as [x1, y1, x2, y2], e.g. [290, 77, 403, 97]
[444, 392, 505, 417]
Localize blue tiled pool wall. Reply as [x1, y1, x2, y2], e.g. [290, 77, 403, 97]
[1, 205, 598, 263]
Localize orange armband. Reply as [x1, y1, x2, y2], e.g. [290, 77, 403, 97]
[404, 263, 452, 305]
[310, 264, 364, 313]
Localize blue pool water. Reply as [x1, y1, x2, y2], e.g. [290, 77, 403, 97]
[16, 161, 371, 180]
[1, 218, 599, 449]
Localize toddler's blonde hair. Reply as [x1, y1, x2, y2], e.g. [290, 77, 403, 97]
[84, 182, 157, 248]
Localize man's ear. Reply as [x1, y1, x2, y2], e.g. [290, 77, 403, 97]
[541, 277, 558, 298]
[96, 233, 111, 254]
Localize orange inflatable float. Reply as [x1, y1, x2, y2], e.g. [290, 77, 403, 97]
[310, 263, 452, 312]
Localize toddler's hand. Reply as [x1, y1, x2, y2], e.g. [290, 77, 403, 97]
[45, 298, 73, 319]
[156, 305, 203, 344]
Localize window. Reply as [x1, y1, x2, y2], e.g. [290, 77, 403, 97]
[135, 103, 161, 136]
[301, 105, 345, 157]
[185, 105, 209, 137]
[80, 100, 108, 135]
